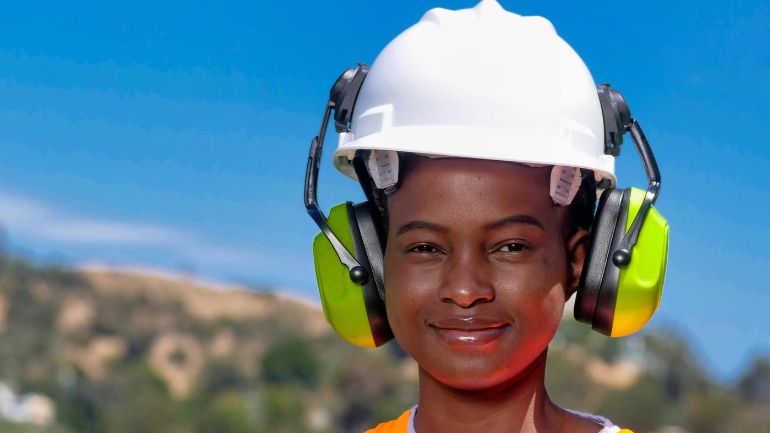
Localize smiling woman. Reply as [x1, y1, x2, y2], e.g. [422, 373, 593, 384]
[304, 1, 667, 432]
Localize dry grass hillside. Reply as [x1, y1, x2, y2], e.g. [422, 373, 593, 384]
[0, 258, 420, 433]
[80, 268, 329, 336]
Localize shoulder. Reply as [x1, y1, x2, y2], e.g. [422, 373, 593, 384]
[363, 407, 413, 433]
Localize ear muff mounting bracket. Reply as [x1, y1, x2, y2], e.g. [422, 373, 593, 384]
[597, 84, 662, 269]
[305, 64, 371, 285]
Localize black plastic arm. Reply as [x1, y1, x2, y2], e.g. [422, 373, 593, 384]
[612, 119, 662, 267]
[304, 101, 368, 284]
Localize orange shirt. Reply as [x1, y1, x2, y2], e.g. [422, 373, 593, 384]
[364, 408, 411, 433]
[364, 408, 635, 433]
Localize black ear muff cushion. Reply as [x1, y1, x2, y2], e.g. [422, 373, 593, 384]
[350, 202, 393, 345]
[575, 188, 625, 325]
[591, 189, 630, 334]
[352, 202, 386, 300]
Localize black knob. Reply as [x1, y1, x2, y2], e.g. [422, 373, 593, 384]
[349, 266, 369, 284]
[612, 249, 632, 267]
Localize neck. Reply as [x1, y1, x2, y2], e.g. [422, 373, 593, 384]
[414, 350, 565, 433]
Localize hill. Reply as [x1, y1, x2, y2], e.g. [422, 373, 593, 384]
[0, 255, 766, 433]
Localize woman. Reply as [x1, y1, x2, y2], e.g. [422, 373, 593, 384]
[372, 156, 622, 433]
[306, 1, 667, 431]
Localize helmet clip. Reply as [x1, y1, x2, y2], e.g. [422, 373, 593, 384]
[597, 83, 632, 157]
[331, 63, 369, 133]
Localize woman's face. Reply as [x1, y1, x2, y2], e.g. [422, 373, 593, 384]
[383, 157, 587, 391]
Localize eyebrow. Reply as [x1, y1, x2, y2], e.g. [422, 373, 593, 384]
[396, 215, 544, 236]
[484, 215, 544, 231]
[396, 220, 450, 236]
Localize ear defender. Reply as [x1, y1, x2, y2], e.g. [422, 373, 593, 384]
[305, 64, 393, 347]
[574, 84, 670, 337]
[312, 202, 391, 347]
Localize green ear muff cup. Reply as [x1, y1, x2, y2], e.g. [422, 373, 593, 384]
[610, 188, 669, 337]
[311, 200, 392, 348]
[313, 203, 377, 347]
[350, 202, 393, 346]
[575, 188, 625, 329]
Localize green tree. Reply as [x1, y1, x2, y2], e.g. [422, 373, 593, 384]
[261, 384, 305, 432]
[737, 356, 770, 403]
[196, 391, 254, 433]
[683, 389, 738, 433]
[98, 363, 187, 433]
[596, 373, 672, 432]
[261, 338, 320, 388]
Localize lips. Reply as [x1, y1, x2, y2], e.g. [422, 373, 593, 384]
[429, 317, 510, 348]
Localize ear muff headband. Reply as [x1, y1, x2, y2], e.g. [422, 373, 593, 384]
[305, 64, 371, 285]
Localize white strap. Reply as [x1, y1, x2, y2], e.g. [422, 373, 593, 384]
[367, 150, 399, 190]
[550, 165, 582, 206]
[407, 405, 417, 433]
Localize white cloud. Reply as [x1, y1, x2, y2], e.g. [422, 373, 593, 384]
[0, 190, 290, 277]
[0, 192, 187, 245]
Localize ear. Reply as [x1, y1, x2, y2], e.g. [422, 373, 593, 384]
[565, 228, 590, 299]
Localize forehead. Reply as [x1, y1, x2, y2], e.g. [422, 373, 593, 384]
[388, 157, 557, 225]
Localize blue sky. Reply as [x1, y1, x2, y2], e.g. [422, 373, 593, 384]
[0, 0, 768, 381]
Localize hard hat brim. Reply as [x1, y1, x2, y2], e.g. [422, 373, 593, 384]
[334, 125, 616, 187]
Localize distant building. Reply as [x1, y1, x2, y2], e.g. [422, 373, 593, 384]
[0, 381, 55, 426]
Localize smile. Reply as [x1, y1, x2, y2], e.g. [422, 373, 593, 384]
[429, 317, 510, 347]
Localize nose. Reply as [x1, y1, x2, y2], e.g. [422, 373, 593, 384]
[438, 251, 495, 308]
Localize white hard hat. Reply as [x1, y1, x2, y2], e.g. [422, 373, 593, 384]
[332, 0, 615, 190]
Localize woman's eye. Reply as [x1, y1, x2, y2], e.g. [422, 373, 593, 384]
[497, 242, 528, 253]
[409, 244, 439, 254]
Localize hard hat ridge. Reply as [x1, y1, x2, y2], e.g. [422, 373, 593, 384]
[423, 0, 552, 31]
[422, 0, 511, 24]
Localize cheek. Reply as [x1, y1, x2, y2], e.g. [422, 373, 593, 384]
[383, 253, 415, 323]
[382, 248, 439, 349]
[490, 251, 568, 326]
[517, 281, 567, 331]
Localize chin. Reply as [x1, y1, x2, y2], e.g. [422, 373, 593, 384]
[421, 348, 550, 392]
